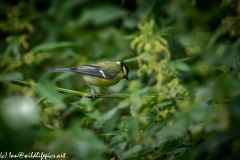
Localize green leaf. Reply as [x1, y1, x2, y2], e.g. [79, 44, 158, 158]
[155, 27, 174, 37]
[0, 72, 22, 82]
[124, 56, 139, 63]
[34, 80, 64, 106]
[31, 42, 76, 52]
[11, 36, 21, 56]
[214, 65, 230, 73]
[52, 72, 72, 82]
[126, 117, 139, 143]
[121, 145, 142, 159]
[101, 102, 129, 122]
[78, 4, 127, 26]
[73, 129, 107, 158]
[101, 130, 126, 136]
[85, 110, 102, 120]
[101, 107, 118, 122]
[168, 60, 191, 72]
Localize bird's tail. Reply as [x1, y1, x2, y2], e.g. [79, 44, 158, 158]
[50, 68, 72, 72]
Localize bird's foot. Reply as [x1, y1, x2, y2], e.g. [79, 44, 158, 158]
[91, 91, 97, 99]
[102, 87, 113, 100]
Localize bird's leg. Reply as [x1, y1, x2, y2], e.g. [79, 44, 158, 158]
[87, 82, 97, 98]
[102, 87, 114, 100]
[102, 87, 111, 95]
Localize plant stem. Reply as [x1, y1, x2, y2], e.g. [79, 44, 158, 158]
[7, 80, 130, 99]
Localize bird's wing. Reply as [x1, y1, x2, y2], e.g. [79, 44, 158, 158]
[71, 63, 118, 79]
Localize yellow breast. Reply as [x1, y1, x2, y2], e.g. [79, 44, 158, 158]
[82, 75, 122, 87]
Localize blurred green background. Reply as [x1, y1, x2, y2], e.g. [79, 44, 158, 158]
[1, 0, 240, 160]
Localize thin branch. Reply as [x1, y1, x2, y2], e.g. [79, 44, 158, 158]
[7, 80, 130, 99]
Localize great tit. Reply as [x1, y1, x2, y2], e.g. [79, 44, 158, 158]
[50, 61, 129, 98]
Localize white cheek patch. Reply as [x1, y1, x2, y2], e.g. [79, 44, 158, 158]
[123, 67, 127, 76]
[99, 69, 106, 78]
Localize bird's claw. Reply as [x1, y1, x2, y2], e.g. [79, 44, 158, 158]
[102, 87, 113, 100]
[91, 91, 97, 99]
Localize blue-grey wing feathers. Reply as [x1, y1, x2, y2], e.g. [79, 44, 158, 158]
[50, 68, 71, 72]
[71, 65, 105, 78]
[51, 63, 118, 79]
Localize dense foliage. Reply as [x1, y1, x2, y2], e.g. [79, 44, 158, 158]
[1, 0, 240, 160]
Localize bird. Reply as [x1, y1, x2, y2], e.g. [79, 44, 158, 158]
[50, 61, 129, 98]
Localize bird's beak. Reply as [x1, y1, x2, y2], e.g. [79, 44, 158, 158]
[125, 76, 128, 80]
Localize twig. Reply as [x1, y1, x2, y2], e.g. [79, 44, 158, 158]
[7, 80, 130, 99]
